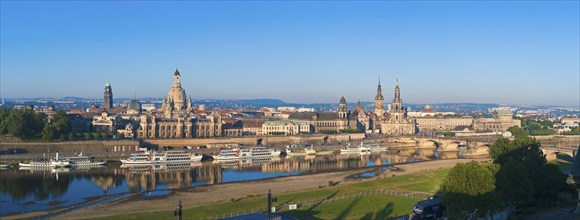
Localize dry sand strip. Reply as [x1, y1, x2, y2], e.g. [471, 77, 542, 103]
[6, 158, 485, 220]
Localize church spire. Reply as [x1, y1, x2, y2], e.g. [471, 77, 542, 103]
[394, 79, 401, 102]
[375, 76, 384, 101]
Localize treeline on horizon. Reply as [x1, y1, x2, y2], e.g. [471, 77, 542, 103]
[0, 108, 117, 142]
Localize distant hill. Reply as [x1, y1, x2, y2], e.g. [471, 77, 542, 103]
[235, 99, 287, 105]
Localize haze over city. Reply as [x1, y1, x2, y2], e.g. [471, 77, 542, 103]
[1, 1, 578, 106]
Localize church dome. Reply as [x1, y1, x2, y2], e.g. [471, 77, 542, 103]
[127, 98, 142, 114]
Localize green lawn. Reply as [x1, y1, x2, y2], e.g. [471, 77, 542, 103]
[91, 168, 450, 220]
[282, 195, 418, 220]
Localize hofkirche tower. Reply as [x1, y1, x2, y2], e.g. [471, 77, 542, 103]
[377, 79, 416, 135]
[374, 76, 385, 118]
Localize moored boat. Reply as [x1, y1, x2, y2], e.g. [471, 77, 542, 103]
[340, 142, 373, 154]
[62, 154, 108, 166]
[18, 152, 70, 168]
[213, 147, 281, 160]
[120, 150, 203, 164]
[340, 146, 371, 154]
[286, 147, 317, 156]
[18, 160, 71, 168]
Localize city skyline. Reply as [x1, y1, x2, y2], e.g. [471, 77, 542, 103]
[1, 1, 578, 106]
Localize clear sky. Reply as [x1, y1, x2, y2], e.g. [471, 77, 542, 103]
[1, 1, 578, 106]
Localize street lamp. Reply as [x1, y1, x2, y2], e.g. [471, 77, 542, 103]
[174, 200, 182, 220]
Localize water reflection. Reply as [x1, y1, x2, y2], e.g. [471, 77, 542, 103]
[0, 151, 426, 216]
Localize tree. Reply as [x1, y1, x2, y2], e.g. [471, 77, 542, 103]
[564, 127, 580, 135]
[41, 125, 57, 141]
[441, 161, 501, 219]
[507, 126, 527, 140]
[6, 109, 43, 138]
[39, 110, 72, 142]
[489, 137, 567, 206]
[51, 110, 71, 137]
[0, 108, 11, 135]
[83, 132, 92, 140]
[68, 133, 76, 141]
[495, 158, 533, 207]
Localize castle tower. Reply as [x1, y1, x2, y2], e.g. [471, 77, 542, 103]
[104, 82, 113, 109]
[338, 96, 347, 119]
[374, 76, 384, 117]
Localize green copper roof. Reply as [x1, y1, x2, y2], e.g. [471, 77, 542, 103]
[495, 110, 512, 115]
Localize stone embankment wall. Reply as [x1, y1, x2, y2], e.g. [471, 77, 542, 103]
[0, 133, 367, 153]
[144, 133, 366, 148]
[0, 140, 140, 154]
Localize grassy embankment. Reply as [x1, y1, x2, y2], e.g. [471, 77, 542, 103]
[91, 168, 450, 220]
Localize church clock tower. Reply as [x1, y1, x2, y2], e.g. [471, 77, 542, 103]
[104, 82, 113, 109]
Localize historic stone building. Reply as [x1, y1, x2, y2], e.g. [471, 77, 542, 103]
[92, 111, 117, 134]
[126, 93, 142, 115]
[287, 97, 359, 133]
[473, 110, 521, 132]
[377, 80, 416, 135]
[350, 99, 372, 132]
[104, 82, 113, 109]
[374, 78, 385, 119]
[135, 69, 222, 139]
[262, 120, 310, 135]
[415, 116, 474, 131]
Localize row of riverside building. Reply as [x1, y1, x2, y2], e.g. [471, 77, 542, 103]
[86, 69, 520, 139]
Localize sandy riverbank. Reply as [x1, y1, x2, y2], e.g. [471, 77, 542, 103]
[5, 158, 486, 220]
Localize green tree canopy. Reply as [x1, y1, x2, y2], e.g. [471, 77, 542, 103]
[489, 137, 567, 206]
[6, 109, 45, 138]
[507, 126, 527, 139]
[41, 110, 72, 142]
[441, 161, 501, 219]
[495, 158, 533, 206]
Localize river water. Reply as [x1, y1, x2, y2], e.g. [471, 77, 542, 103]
[0, 151, 449, 216]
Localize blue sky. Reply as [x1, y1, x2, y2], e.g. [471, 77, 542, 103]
[1, 1, 578, 106]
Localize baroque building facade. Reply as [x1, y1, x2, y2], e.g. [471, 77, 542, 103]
[376, 80, 416, 135]
[287, 97, 359, 133]
[135, 69, 222, 139]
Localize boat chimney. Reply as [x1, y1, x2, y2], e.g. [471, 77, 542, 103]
[56, 151, 59, 161]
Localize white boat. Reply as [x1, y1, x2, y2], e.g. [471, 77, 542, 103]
[214, 157, 281, 169]
[120, 151, 203, 164]
[214, 147, 281, 160]
[62, 154, 108, 166]
[369, 145, 389, 152]
[0, 163, 11, 168]
[340, 145, 371, 154]
[286, 148, 317, 156]
[19, 152, 70, 168]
